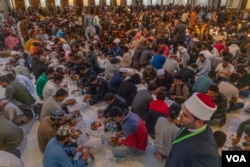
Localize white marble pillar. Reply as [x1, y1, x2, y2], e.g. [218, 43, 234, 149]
[55, 0, 61, 6]
[195, 0, 209, 6]
[221, 0, 226, 6]
[95, 0, 100, 5]
[127, 0, 132, 5]
[152, 0, 161, 5]
[175, 0, 187, 5]
[25, 0, 30, 7]
[163, 0, 172, 5]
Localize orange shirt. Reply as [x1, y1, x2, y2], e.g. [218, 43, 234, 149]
[190, 11, 197, 22]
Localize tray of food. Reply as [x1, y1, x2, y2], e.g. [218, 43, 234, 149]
[86, 121, 104, 137]
[91, 121, 102, 130]
[66, 99, 77, 105]
[106, 136, 121, 147]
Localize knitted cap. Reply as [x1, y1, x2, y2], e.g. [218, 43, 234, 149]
[157, 69, 165, 76]
[184, 93, 217, 121]
[57, 125, 71, 136]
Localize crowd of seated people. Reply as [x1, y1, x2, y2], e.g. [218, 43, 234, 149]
[0, 4, 250, 166]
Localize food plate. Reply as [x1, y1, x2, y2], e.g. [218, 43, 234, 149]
[106, 136, 120, 147]
[91, 121, 102, 130]
[86, 121, 104, 137]
[70, 75, 79, 81]
[67, 99, 77, 105]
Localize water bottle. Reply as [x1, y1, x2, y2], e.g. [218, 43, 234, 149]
[79, 88, 83, 96]
[101, 134, 105, 144]
[86, 100, 90, 108]
[81, 103, 85, 112]
[106, 121, 115, 134]
[87, 156, 93, 167]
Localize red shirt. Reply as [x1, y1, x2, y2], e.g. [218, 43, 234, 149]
[149, 99, 169, 116]
[213, 42, 225, 55]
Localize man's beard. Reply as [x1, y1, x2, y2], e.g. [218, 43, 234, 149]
[54, 122, 62, 129]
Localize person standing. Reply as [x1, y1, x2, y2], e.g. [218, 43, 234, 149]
[16, 16, 28, 47]
[165, 93, 219, 167]
[172, 20, 186, 54]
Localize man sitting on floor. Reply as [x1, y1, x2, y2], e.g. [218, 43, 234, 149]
[109, 107, 148, 158]
[154, 103, 181, 161]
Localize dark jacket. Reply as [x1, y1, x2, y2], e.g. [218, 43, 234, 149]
[87, 78, 110, 105]
[35, 62, 48, 81]
[139, 49, 154, 67]
[85, 51, 101, 73]
[131, 89, 153, 121]
[165, 125, 220, 167]
[178, 66, 196, 84]
[154, 71, 173, 91]
[132, 46, 144, 69]
[109, 72, 124, 94]
[103, 95, 129, 118]
[173, 23, 186, 42]
[118, 80, 137, 106]
[211, 93, 228, 120]
[80, 67, 97, 86]
[31, 55, 39, 74]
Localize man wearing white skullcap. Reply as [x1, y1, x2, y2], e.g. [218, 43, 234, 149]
[165, 93, 220, 167]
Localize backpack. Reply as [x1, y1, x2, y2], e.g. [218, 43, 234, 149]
[14, 103, 34, 119]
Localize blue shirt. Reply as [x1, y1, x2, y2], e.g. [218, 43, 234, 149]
[43, 137, 86, 167]
[192, 75, 214, 93]
[151, 54, 166, 69]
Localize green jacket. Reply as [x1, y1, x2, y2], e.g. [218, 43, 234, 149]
[36, 73, 48, 98]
